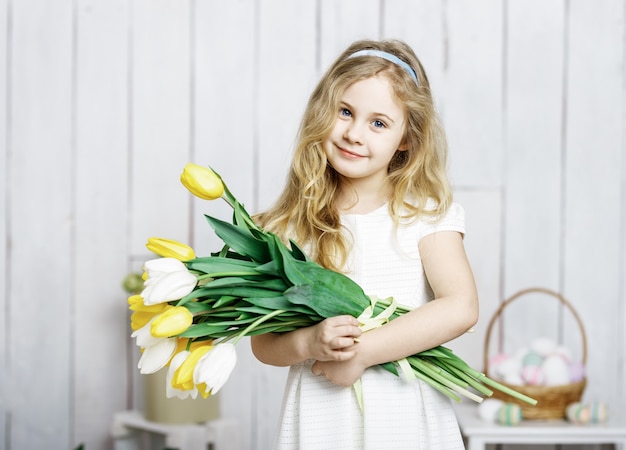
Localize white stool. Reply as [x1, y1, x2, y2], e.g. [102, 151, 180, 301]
[454, 403, 626, 450]
[112, 410, 239, 450]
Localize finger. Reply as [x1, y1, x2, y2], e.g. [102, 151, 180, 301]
[340, 315, 361, 326]
[341, 324, 362, 338]
[335, 323, 361, 336]
[331, 336, 360, 350]
[327, 315, 360, 326]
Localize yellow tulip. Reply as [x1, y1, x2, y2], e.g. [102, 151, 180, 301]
[172, 338, 210, 356]
[172, 344, 212, 391]
[146, 237, 196, 261]
[127, 295, 168, 313]
[150, 306, 193, 337]
[131, 311, 156, 330]
[129, 296, 171, 330]
[180, 163, 224, 200]
[128, 294, 142, 308]
[166, 351, 198, 399]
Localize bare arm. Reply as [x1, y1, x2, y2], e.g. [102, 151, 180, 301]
[250, 315, 362, 367]
[313, 230, 479, 385]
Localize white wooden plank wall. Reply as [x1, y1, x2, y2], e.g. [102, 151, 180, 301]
[0, 1, 624, 450]
[0, 0, 6, 446]
[74, 1, 130, 447]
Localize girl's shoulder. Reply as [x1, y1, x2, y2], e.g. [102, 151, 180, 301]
[400, 197, 465, 238]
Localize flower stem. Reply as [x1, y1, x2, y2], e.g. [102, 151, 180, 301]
[232, 309, 287, 345]
[441, 357, 537, 405]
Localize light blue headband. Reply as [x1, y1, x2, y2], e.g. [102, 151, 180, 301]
[346, 49, 419, 85]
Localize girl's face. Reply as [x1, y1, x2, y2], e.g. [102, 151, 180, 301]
[323, 75, 407, 189]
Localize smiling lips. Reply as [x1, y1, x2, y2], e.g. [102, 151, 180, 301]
[337, 145, 364, 159]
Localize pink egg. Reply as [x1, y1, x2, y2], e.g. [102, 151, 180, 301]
[489, 353, 509, 374]
[521, 365, 544, 385]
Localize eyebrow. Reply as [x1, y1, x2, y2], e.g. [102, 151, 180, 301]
[340, 100, 398, 125]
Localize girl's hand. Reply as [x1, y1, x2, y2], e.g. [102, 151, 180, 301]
[311, 356, 367, 387]
[305, 315, 361, 362]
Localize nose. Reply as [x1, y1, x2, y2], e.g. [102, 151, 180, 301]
[343, 121, 363, 144]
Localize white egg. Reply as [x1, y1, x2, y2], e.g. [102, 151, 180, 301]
[554, 345, 573, 362]
[542, 354, 570, 386]
[496, 357, 522, 378]
[477, 398, 506, 422]
[503, 372, 524, 386]
[530, 337, 557, 356]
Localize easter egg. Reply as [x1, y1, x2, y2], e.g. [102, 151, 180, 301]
[496, 356, 522, 379]
[522, 351, 543, 367]
[530, 337, 557, 356]
[496, 403, 523, 426]
[477, 398, 505, 422]
[554, 345, 573, 363]
[569, 361, 585, 383]
[503, 372, 524, 386]
[514, 347, 530, 360]
[589, 401, 608, 423]
[567, 401, 609, 424]
[489, 353, 509, 378]
[521, 364, 544, 385]
[566, 402, 590, 424]
[542, 354, 570, 386]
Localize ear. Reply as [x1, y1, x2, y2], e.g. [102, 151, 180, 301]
[397, 142, 409, 151]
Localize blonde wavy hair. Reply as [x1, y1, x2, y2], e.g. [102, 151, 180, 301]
[256, 39, 452, 272]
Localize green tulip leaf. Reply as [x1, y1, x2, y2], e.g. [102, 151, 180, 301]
[205, 215, 270, 263]
[283, 283, 366, 318]
[241, 295, 319, 316]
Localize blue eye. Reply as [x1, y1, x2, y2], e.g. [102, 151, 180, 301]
[373, 119, 386, 129]
[340, 107, 352, 117]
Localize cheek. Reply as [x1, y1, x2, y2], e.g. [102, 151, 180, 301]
[328, 120, 344, 138]
[324, 122, 343, 146]
[321, 136, 334, 158]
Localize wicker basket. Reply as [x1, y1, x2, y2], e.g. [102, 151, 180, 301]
[483, 287, 587, 420]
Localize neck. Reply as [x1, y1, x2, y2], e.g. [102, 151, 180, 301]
[336, 178, 391, 214]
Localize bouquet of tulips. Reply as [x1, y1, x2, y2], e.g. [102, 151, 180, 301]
[129, 163, 537, 407]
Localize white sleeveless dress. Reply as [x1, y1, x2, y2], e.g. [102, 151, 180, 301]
[273, 202, 467, 450]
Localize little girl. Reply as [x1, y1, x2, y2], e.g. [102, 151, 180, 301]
[252, 39, 478, 449]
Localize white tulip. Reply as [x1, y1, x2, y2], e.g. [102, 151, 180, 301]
[141, 267, 197, 305]
[143, 257, 188, 279]
[194, 342, 237, 396]
[137, 337, 177, 374]
[131, 318, 161, 348]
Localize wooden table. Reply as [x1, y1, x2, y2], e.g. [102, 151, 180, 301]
[454, 403, 626, 450]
